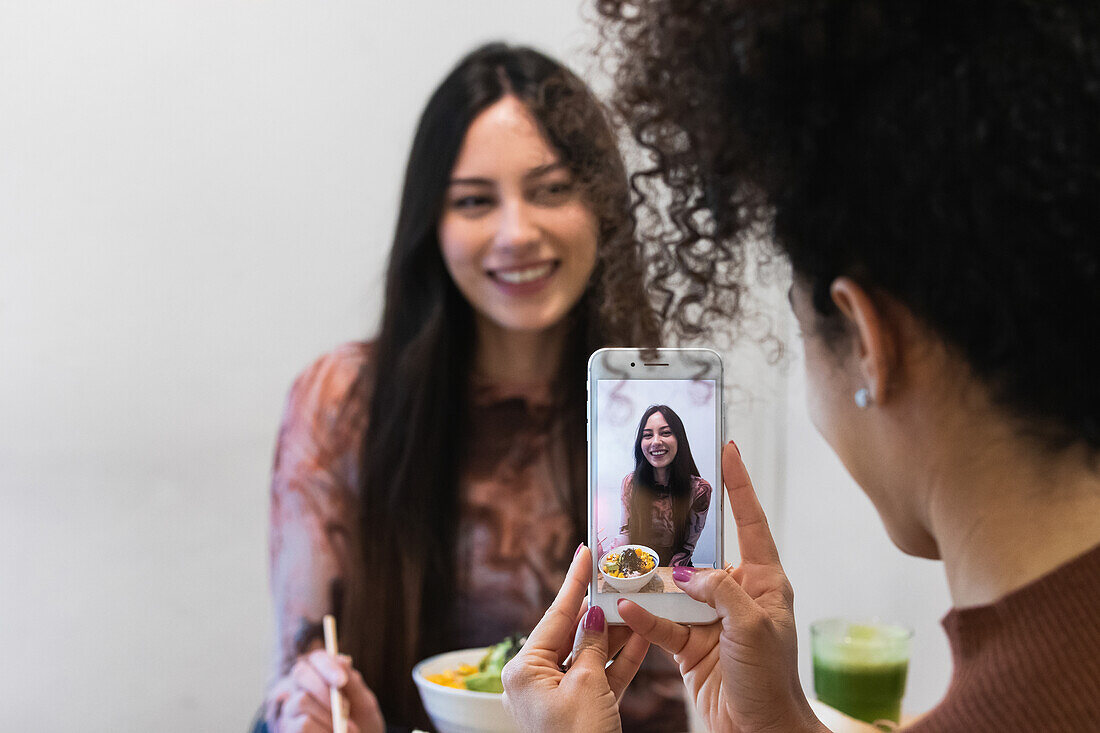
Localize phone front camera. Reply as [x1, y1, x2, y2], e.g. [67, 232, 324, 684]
[630, 362, 636, 367]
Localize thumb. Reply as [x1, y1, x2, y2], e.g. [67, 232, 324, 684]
[671, 566, 756, 622]
[569, 605, 609, 675]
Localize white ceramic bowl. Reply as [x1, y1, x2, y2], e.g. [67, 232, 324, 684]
[598, 545, 659, 593]
[412, 648, 521, 733]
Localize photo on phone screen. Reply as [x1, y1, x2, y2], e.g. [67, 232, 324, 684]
[588, 348, 723, 622]
[594, 380, 719, 593]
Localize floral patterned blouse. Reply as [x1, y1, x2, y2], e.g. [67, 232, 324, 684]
[268, 342, 686, 731]
[620, 473, 713, 566]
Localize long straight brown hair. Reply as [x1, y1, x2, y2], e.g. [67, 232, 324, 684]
[336, 43, 658, 727]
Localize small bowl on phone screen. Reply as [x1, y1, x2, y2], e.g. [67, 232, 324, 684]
[599, 545, 659, 593]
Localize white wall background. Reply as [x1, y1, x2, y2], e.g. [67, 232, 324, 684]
[594, 379, 719, 568]
[1, 1, 950, 730]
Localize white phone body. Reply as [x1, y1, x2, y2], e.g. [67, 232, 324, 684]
[588, 347, 724, 625]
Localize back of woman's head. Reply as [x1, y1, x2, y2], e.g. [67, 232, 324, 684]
[599, 0, 1100, 450]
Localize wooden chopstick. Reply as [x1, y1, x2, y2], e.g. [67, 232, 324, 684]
[323, 614, 347, 733]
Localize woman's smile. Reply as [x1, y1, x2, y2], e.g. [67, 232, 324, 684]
[486, 259, 561, 295]
[645, 442, 674, 468]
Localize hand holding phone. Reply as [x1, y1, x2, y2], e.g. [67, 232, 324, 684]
[615, 442, 821, 733]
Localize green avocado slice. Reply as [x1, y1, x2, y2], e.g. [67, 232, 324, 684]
[463, 671, 505, 693]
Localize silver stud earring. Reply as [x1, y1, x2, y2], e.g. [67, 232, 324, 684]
[854, 387, 872, 409]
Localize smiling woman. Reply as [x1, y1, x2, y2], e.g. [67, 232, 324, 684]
[618, 405, 712, 568]
[261, 42, 692, 733]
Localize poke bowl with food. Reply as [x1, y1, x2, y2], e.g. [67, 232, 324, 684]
[412, 634, 525, 733]
[599, 545, 658, 593]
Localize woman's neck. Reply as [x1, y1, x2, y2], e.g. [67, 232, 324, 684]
[925, 430, 1100, 609]
[653, 467, 670, 485]
[472, 315, 570, 384]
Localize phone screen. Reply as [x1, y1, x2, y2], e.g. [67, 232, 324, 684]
[593, 378, 720, 597]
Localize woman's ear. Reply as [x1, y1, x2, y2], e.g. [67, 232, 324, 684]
[829, 277, 899, 405]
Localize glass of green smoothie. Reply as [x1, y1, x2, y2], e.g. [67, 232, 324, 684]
[810, 618, 912, 726]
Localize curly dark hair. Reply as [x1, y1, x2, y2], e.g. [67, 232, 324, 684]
[597, 0, 1100, 449]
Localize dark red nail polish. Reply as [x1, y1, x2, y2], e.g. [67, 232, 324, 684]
[672, 566, 696, 583]
[573, 542, 585, 559]
[583, 605, 605, 632]
[728, 440, 741, 457]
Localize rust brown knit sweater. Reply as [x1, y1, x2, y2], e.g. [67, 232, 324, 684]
[904, 543, 1100, 732]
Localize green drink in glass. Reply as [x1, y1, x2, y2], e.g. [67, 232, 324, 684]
[810, 619, 912, 725]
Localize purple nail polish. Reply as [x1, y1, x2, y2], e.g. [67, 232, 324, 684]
[573, 542, 585, 559]
[672, 566, 696, 583]
[583, 605, 605, 632]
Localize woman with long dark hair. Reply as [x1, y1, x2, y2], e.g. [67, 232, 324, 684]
[260, 43, 684, 732]
[618, 405, 712, 567]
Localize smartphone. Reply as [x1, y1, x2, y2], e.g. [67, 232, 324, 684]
[587, 347, 725, 624]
